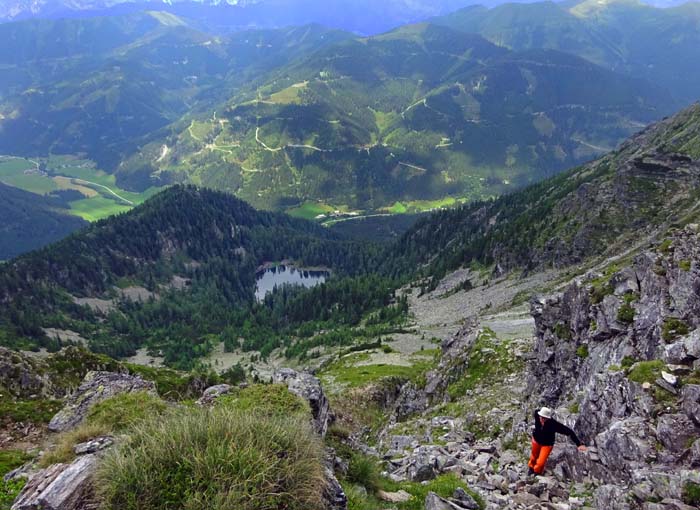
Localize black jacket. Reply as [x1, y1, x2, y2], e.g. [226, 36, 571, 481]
[532, 411, 582, 447]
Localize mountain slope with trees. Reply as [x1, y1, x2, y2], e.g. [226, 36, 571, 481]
[0, 182, 87, 260]
[0, 185, 385, 367]
[386, 102, 700, 281]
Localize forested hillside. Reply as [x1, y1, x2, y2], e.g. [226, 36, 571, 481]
[0, 186, 387, 367]
[0, 182, 87, 260]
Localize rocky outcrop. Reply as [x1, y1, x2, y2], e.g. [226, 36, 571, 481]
[523, 226, 700, 506]
[273, 368, 332, 437]
[0, 347, 54, 399]
[48, 370, 156, 432]
[11, 455, 98, 510]
[390, 320, 480, 421]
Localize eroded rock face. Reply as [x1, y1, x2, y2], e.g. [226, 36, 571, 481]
[273, 368, 332, 437]
[11, 454, 98, 510]
[48, 370, 156, 432]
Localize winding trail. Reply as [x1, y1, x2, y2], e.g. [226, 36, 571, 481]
[72, 178, 134, 205]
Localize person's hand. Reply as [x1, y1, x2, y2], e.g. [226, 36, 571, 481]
[577, 445, 587, 452]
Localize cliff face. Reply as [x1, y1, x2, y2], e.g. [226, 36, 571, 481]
[528, 225, 700, 506]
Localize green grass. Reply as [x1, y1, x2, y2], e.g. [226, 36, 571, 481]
[217, 384, 309, 418]
[1, 173, 58, 194]
[662, 318, 690, 342]
[576, 345, 589, 358]
[346, 453, 381, 493]
[0, 478, 26, 510]
[683, 482, 700, 506]
[86, 391, 168, 432]
[0, 158, 35, 175]
[617, 302, 635, 324]
[0, 450, 32, 478]
[287, 202, 336, 220]
[40, 391, 169, 467]
[0, 155, 162, 222]
[345, 473, 484, 510]
[68, 196, 132, 221]
[124, 363, 214, 401]
[627, 360, 665, 384]
[387, 202, 408, 214]
[320, 352, 435, 389]
[0, 397, 63, 424]
[96, 407, 325, 510]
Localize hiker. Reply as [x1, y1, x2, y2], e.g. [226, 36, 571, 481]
[528, 406, 587, 475]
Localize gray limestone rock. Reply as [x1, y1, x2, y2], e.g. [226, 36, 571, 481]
[323, 466, 347, 510]
[452, 488, 480, 510]
[11, 454, 97, 510]
[273, 368, 332, 437]
[656, 414, 697, 452]
[73, 436, 114, 455]
[681, 384, 700, 425]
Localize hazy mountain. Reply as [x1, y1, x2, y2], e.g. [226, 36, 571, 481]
[433, 0, 700, 104]
[119, 22, 674, 210]
[0, 0, 477, 34]
[0, 13, 352, 169]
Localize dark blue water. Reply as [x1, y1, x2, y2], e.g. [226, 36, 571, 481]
[255, 265, 329, 301]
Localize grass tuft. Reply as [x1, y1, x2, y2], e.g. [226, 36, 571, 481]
[95, 407, 325, 510]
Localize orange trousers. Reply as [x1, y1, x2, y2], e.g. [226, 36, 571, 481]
[528, 438, 553, 474]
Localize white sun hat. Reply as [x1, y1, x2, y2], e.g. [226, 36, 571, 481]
[538, 406, 554, 419]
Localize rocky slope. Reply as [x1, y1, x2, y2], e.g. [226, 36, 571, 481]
[366, 226, 700, 509]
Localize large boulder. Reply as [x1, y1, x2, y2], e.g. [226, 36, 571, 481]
[682, 384, 700, 425]
[48, 371, 156, 432]
[195, 384, 232, 406]
[273, 368, 332, 437]
[11, 454, 97, 510]
[656, 413, 698, 453]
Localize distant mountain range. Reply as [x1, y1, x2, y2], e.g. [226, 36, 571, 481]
[0, 0, 477, 34]
[433, 0, 700, 104]
[1, 0, 696, 34]
[0, 13, 675, 213]
[0, 0, 698, 258]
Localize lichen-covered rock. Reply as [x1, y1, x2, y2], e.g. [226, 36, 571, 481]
[273, 368, 331, 436]
[48, 371, 156, 432]
[11, 454, 97, 510]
